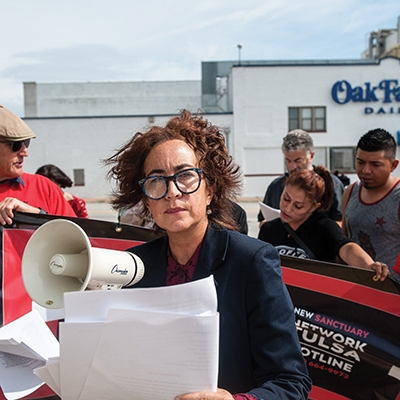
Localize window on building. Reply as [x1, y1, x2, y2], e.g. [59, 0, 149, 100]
[330, 147, 356, 173]
[74, 169, 85, 186]
[288, 107, 326, 132]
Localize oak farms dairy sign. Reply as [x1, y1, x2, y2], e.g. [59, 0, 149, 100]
[331, 79, 400, 115]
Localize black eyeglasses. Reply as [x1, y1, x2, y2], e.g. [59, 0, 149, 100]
[0, 139, 31, 152]
[138, 168, 203, 200]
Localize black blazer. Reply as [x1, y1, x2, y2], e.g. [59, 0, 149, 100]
[127, 224, 311, 399]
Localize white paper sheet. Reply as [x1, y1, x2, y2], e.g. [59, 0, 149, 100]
[63, 274, 217, 322]
[259, 201, 281, 221]
[58, 276, 219, 400]
[0, 310, 59, 400]
[59, 321, 103, 400]
[79, 308, 219, 400]
[34, 360, 61, 397]
[45, 357, 61, 392]
[0, 352, 44, 400]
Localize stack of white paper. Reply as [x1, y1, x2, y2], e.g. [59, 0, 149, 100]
[17, 275, 219, 400]
[0, 310, 60, 400]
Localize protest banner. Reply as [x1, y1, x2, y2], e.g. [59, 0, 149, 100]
[281, 255, 400, 400]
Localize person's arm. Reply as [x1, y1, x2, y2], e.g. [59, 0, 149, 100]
[327, 175, 344, 226]
[341, 184, 352, 236]
[0, 197, 45, 225]
[318, 215, 390, 281]
[338, 242, 390, 281]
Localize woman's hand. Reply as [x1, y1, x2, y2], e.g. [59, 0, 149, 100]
[175, 388, 234, 400]
[368, 261, 390, 281]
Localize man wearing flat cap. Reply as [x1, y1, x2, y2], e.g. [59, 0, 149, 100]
[0, 105, 76, 224]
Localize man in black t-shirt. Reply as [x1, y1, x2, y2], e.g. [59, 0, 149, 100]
[258, 129, 344, 227]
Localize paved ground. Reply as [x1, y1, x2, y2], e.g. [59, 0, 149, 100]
[85, 199, 261, 239]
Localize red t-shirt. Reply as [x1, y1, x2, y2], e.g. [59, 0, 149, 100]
[0, 173, 76, 217]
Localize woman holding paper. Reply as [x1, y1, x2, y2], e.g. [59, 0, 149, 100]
[106, 110, 312, 399]
[258, 166, 390, 281]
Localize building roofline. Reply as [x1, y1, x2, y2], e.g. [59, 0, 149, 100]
[203, 58, 380, 69]
[23, 111, 233, 121]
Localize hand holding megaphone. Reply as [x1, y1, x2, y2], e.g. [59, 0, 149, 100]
[22, 219, 144, 309]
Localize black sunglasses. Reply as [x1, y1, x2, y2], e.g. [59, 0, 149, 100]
[0, 139, 31, 152]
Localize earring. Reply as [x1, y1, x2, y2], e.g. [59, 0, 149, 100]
[206, 207, 212, 215]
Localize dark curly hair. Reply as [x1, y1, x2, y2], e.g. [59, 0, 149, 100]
[285, 165, 333, 212]
[105, 110, 242, 231]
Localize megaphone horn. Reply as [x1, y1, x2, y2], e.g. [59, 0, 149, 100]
[22, 219, 145, 309]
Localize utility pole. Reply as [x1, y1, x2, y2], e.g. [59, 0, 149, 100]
[237, 44, 242, 65]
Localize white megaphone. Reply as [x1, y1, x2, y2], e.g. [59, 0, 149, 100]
[21, 219, 145, 309]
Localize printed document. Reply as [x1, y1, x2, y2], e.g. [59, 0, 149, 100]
[259, 201, 280, 221]
[0, 310, 59, 400]
[59, 275, 219, 400]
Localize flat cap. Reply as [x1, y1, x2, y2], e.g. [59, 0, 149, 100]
[0, 104, 36, 141]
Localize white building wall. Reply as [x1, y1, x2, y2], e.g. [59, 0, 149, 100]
[231, 58, 400, 197]
[23, 113, 232, 200]
[24, 81, 201, 117]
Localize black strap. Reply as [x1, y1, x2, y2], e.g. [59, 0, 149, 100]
[282, 223, 316, 259]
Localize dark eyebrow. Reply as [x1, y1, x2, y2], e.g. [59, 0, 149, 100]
[147, 164, 195, 176]
[283, 191, 305, 206]
[285, 157, 303, 162]
[356, 157, 382, 164]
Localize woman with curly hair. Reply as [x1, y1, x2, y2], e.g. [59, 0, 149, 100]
[105, 110, 311, 400]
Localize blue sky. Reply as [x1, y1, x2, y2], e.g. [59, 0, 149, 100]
[1, 0, 399, 116]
